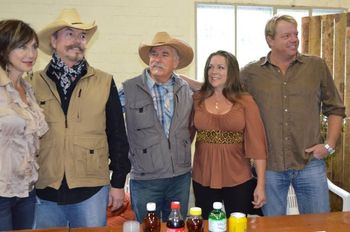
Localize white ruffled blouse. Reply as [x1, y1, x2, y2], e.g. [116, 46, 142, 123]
[0, 68, 48, 198]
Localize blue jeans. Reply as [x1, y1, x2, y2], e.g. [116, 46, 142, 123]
[34, 185, 109, 228]
[263, 159, 330, 216]
[130, 172, 191, 222]
[0, 189, 36, 231]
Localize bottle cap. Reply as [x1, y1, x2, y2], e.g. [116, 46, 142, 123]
[213, 202, 223, 210]
[230, 212, 246, 218]
[146, 202, 156, 211]
[171, 201, 181, 209]
[189, 207, 202, 216]
[123, 220, 140, 232]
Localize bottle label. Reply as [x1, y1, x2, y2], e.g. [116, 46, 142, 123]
[166, 228, 185, 232]
[209, 219, 226, 232]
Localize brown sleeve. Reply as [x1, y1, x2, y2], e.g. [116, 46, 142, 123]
[241, 95, 268, 159]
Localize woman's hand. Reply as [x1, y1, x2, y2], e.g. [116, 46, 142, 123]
[252, 183, 266, 208]
[253, 159, 266, 208]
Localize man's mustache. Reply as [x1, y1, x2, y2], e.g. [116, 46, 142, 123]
[151, 63, 164, 69]
[66, 44, 84, 52]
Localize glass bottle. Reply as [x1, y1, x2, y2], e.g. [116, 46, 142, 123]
[186, 207, 204, 232]
[143, 202, 160, 232]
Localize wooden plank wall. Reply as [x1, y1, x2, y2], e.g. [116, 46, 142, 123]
[301, 13, 350, 211]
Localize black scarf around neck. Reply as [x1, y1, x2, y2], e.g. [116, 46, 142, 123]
[46, 53, 87, 95]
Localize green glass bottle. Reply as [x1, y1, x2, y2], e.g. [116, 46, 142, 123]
[208, 202, 226, 232]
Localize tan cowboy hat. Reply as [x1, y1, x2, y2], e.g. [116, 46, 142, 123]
[38, 8, 97, 55]
[138, 32, 194, 69]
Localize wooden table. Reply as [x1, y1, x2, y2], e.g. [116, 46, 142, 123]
[248, 212, 350, 231]
[11, 211, 350, 232]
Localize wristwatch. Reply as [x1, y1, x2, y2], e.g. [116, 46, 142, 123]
[324, 144, 335, 155]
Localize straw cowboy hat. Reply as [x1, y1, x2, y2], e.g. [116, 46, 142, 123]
[138, 32, 194, 69]
[38, 8, 97, 55]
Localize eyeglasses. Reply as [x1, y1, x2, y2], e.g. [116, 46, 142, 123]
[58, 28, 87, 42]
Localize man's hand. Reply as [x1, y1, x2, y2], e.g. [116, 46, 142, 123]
[179, 74, 202, 91]
[108, 187, 125, 211]
[305, 144, 328, 159]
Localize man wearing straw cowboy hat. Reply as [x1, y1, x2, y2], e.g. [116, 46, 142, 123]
[119, 31, 194, 222]
[28, 9, 130, 228]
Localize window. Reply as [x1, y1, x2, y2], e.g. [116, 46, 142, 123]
[196, 4, 235, 80]
[196, 4, 346, 81]
[236, 6, 272, 68]
[312, 8, 345, 15]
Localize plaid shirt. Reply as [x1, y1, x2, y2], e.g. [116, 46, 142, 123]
[119, 69, 175, 138]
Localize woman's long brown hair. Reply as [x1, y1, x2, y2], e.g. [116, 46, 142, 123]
[198, 50, 246, 105]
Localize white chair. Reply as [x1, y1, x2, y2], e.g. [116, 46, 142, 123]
[124, 173, 130, 193]
[327, 178, 350, 211]
[286, 184, 299, 215]
[286, 178, 350, 214]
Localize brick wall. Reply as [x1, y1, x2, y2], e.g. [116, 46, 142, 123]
[0, 0, 194, 86]
[0, 0, 349, 85]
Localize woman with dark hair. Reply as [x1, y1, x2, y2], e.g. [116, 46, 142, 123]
[0, 19, 48, 230]
[191, 50, 267, 218]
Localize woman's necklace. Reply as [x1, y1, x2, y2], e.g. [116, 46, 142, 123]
[215, 101, 219, 110]
[214, 93, 223, 110]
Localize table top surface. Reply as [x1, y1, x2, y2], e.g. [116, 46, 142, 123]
[9, 211, 350, 232]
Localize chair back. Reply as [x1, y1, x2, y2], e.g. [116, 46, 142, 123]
[286, 178, 350, 214]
